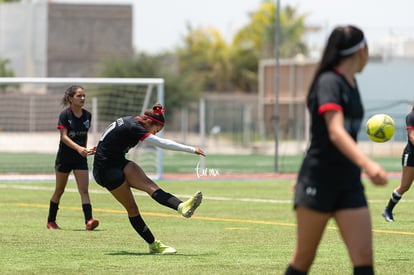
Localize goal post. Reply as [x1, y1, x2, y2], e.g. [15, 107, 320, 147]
[0, 77, 165, 180]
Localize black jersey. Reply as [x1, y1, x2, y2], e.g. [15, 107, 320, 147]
[405, 110, 414, 154]
[298, 70, 364, 187]
[56, 107, 91, 160]
[94, 116, 149, 166]
[306, 70, 363, 165]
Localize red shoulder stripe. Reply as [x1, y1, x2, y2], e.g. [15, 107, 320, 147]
[140, 132, 151, 141]
[318, 103, 342, 115]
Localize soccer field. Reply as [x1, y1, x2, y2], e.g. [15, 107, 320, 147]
[1, 178, 414, 274]
[0, 152, 403, 176]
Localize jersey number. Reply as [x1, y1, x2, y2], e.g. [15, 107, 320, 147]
[99, 118, 124, 141]
[99, 121, 116, 141]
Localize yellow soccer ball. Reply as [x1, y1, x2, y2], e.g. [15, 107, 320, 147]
[365, 114, 395, 143]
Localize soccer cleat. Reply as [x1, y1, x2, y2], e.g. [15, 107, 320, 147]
[85, 218, 99, 230]
[46, 221, 61, 230]
[382, 208, 394, 222]
[178, 191, 203, 218]
[149, 240, 177, 254]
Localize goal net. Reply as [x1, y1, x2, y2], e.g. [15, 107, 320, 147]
[0, 77, 165, 180]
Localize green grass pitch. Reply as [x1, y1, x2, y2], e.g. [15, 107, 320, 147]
[1, 177, 414, 274]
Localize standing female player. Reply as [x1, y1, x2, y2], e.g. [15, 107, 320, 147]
[47, 85, 99, 230]
[382, 106, 414, 222]
[93, 103, 205, 254]
[284, 25, 388, 275]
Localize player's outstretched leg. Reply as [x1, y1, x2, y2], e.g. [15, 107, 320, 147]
[178, 191, 203, 218]
[149, 240, 177, 254]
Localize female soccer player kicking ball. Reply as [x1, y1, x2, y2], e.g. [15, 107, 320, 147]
[93, 103, 205, 254]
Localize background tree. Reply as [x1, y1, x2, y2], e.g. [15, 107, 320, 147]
[230, 1, 307, 92]
[98, 53, 201, 115]
[176, 25, 232, 93]
[98, 1, 307, 96]
[0, 58, 15, 92]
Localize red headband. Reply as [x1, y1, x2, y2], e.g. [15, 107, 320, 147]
[153, 107, 166, 115]
[144, 114, 164, 125]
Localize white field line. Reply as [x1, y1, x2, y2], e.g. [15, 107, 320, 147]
[0, 183, 408, 204]
[0, 183, 291, 203]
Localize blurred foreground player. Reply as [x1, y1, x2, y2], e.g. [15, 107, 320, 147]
[284, 25, 387, 275]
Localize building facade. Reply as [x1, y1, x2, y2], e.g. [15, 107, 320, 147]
[0, 1, 133, 77]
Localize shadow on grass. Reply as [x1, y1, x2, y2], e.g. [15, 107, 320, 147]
[106, 250, 215, 256]
[71, 229, 106, 232]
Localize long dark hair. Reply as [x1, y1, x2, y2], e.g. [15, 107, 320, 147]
[308, 25, 365, 100]
[61, 85, 84, 106]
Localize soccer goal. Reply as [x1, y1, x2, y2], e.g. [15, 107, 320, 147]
[0, 77, 165, 180]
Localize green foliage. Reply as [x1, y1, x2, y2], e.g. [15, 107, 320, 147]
[177, 25, 232, 92]
[100, 53, 161, 77]
[0, 58, 15, 92]
[97, 2, 307, 94]
[232, 1, 306, 58]
[98, 53, 201, 113]
[175, 1, 307, 93]
[229, 1, 307, 92]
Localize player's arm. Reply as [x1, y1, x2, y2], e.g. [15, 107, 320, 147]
[144, 134, 205, 156]
[323, 110, 387, 186]
[86, 114, 96, 155]
[59, 127, 89, 157]
[84, 135, 96, 155]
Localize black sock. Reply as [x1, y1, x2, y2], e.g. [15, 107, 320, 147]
[47, 201, 59, 222]
[386, 190, 401, 211]
[151, 189, 182, 210]
[129, 215, 155, 244]
[82, 203, 93, 223]
[284, 264, 307, 275]
[354, 265, 374, 275]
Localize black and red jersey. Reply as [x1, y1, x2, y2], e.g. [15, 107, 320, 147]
[306, 70, 364, 165]
[94, 116, 149, 164]
[56, 107, 91, 159]
[296, 70, 364, 190]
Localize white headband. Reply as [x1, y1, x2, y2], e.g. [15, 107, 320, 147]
[339, 38, 366, 56]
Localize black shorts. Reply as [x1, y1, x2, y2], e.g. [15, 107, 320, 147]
[294, 158, 367, 212]
[55, 157, 88, 173]
[93, 158, 130, 191]
[402, 147, 414, 167]
[294, 179, 368, 213]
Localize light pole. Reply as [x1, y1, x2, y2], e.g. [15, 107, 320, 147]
[274, 0, 280, 173]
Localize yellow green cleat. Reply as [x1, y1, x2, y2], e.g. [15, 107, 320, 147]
[178, 191, 203, 218]
[149, 240, 177, 254]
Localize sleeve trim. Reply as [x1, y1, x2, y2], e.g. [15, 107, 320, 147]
[318, 103, 343, 116]
[140, 132, 151, 141]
